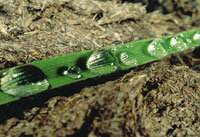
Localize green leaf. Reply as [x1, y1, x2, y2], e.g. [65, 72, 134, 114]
[0, 29, 199, 105]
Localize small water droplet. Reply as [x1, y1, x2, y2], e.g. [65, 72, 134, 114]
[147, 38, 168, 58]
[87, 49, 118, 74]
[63, 66, 82, 79]
[193, 31, 200, 42]
[0, 65, 50, 97]
[119, 51, 138, 66]
[170, 34, 188, 51]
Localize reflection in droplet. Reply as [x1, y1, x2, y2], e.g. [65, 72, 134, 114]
[0, 65, 50, 97]
[186, 38, 192, 44]
[63, 66, 82, 79]
[87, 49, 118, 74]
[147, 38, 168, 58]
[119, 51, 138, 66]
[125, 43, 135, 49]
[193, 32, 200, 43]
[170, 33, 188, 51]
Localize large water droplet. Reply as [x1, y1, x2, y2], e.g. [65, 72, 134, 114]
[0, 65, 49, 97]
[193, 31, 200, 43]
[63, 66, 82, 79]
[170, 33, 188, 51]
[147, 38, 168, 58]
[87, 49, 118, 74]
[119, 51, 138, 66]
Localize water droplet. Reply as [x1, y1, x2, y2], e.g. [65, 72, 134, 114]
[63, 66, 82, 79]
[0, 65, 49, 97]
[193, 31, 200, 43]
[170, 34, 188, 51]
[87, 49, 118, 74]
[119, 51, 138, 66]
[147, 38, 168, 58]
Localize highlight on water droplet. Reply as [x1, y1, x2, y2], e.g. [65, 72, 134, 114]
[147, 38, 168, 58]
[63, 66, 82, 79]
[170, 33, 188, 51]
[0, 65, 50, 97]
[119, 51, 138, 66]
[193, 31, 200, 43]
[86, 49, 118, 74]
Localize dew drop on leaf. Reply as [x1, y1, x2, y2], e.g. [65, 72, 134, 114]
[63, 66, 82, 79]
[87, 49, 118, 74]
[119, 51, 138, 66]
[0, 65, 50, 97]
[170, 33, 188, 51]
[147, 38, 168, 58]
